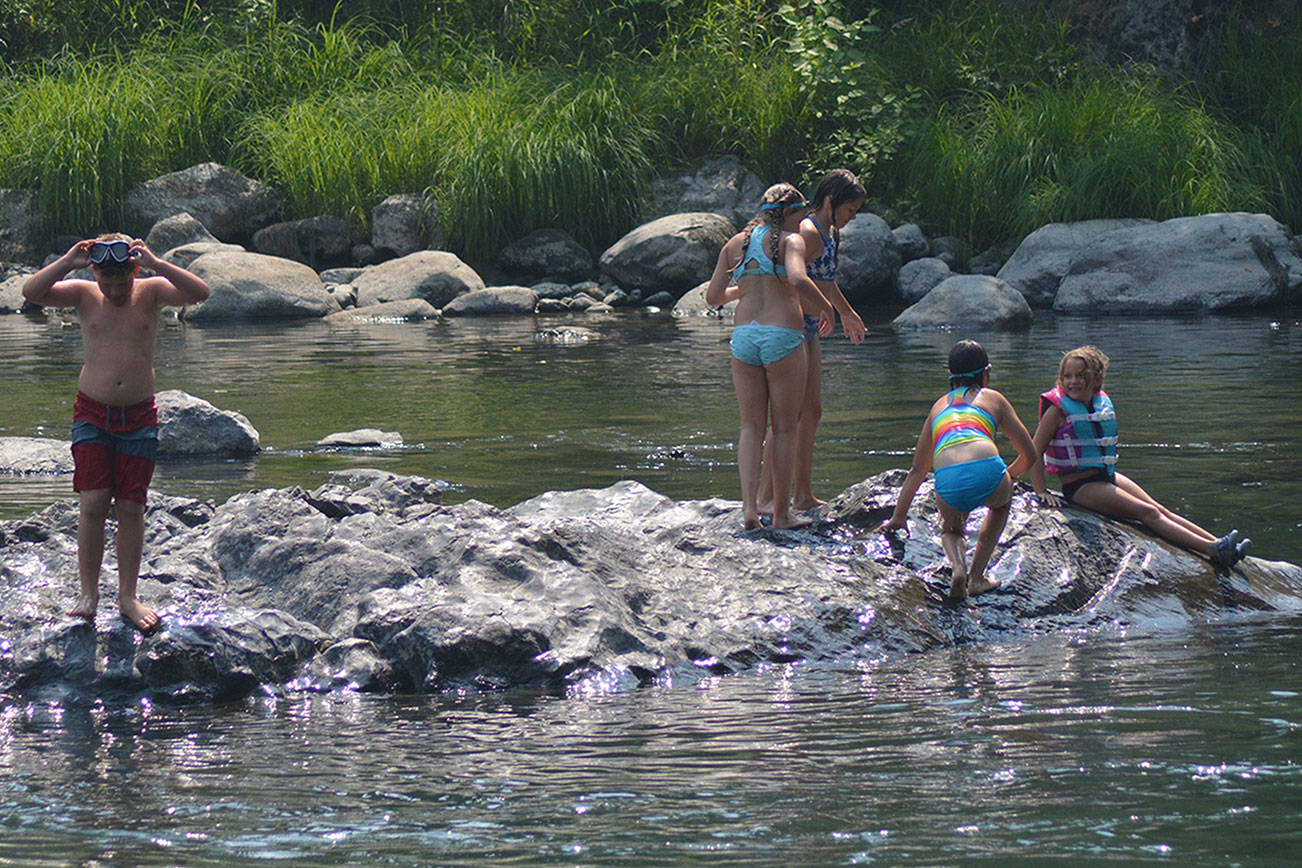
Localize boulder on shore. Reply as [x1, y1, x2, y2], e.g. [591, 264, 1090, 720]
[599, 212, 734, 300]
[123, 162, 280, 243]
[893, 274, 1032, 330]
[1052, 213, 1302, 313]
[182, 251, 339, 322]
[352, 250, 484, 309]
[2, 470, 1296, 704]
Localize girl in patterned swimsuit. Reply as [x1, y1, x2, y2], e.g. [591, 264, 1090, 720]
[705, 183, 835, 530]
[878, 340, 1043, 600]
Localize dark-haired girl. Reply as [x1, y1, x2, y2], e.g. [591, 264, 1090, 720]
[878, 340, 1042, 600]
[760, 169, 867, 515]
[706, 183, 835, 530]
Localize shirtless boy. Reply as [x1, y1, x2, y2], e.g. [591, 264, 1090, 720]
[22, 235, 210, 632]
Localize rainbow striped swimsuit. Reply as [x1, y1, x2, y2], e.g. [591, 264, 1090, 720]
[932, 388, 998, 458]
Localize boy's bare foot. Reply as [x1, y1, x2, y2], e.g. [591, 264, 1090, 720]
[67, 593, 99, 620]
[967, 576, 1001, 597]
[756, 499, 774, 517]
[119, 597, 161, 635]
[743, 511, 763, 530]
[773, 513, 814, 530]
[792, 496, 826, 512]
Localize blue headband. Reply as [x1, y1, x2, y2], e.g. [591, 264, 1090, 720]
[761, 199, 808, 211]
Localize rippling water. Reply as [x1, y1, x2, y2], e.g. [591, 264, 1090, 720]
[2, 308, 1301, 862]
[2, 621, 1300, 864]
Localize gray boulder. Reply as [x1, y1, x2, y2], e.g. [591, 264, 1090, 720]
[325, 298, 439, 323]
[371, 193, 442, 256]
[316, 429, 403, 449]
[251, 216, 354, 270]
[0, 273, 36, 313]
[893, 274, 1033, 330]
[156, 390, 261, 458]
[929, 235, 965, 269]
[161, 241, 245, 270]
[497, 229, 594, 283]
[645, 155, 767, 229]
[2, 471, 1298, 703]
[352, 250, 484, 308]
[441, 286, 538, 316]
[0, 437, 72, 474]
[0, 189, 45, 262]
[998, 218, 1153, 307]
[145, 212, 218, 256]
[600, 212, 734, 300]
[1054, 213, 1302, 314]
[892, 223, 930, 263]
[897, 257, 952, 303]
[672, 280, 736, 318]
[839, 213, 902, 303]
[182, 251, 340, 322]
[123, 163, 280, 242]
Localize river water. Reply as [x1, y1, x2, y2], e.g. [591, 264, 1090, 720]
[2, 307, 1301, 863]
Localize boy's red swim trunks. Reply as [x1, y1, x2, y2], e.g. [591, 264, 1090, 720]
[70, 391, 159, 504]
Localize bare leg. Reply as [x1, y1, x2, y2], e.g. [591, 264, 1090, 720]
[71, 489, 112, 619]
[936, 500, 969, 599]
[967, 475, 1012, 596]
[112, 498, 158, 632]
[732, 358, 770, 530]
[792, 336, 824, 512]
[764, 346, 810, 530]
[1113, 472, 1218, 544]
[756, 435, 775, 516]
[1071, 478, 1217, 556]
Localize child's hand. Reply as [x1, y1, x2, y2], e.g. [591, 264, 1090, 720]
[841, 309, 867, 345]
[877, 516, 907, 535]
[1032, 490, 1062, 509]
[129, 238, 163, 270]
[65, 239, 93, 269]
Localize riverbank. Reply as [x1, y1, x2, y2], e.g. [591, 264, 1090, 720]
[0, 2, 1297, 261]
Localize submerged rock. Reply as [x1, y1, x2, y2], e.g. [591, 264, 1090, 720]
[1, 471, 1298, 704]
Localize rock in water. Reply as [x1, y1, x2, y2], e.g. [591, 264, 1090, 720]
[2, 471, 1298, 704]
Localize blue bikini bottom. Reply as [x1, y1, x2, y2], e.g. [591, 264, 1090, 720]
[730, 322, 805, 367]
[934, 455, 1007, 513]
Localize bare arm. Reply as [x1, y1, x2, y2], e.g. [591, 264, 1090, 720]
[133, 240, 209, 306]
[22, 240, 93, 307]
[878, 412, 937, 532]
[820, 279, 867, 343]
[704, 234, 743, 307]
[782, 233, 834, 326]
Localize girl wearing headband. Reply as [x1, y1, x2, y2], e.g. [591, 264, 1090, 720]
[705, 183, 835, 530]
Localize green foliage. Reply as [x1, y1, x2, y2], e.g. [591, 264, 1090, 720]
[242, 70, 655, 261]
[910, 73, 1265, 248]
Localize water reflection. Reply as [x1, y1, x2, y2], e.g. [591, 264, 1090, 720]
[1, 621, 1300, 863]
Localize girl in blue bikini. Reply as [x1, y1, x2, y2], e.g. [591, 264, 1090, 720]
[878, 340, 1043, 600]
[706, 183, 835, 530]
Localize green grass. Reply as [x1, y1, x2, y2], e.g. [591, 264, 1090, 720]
[0, 2, 1296, 261]
[908, 72, 1265, 248]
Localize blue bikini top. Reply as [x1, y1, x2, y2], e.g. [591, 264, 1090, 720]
[731, 225, 787, 281]
[805, 217, 837, 281]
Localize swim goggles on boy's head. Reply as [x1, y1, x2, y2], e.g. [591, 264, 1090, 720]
[89, 239, 132, 264]
[761, 199, 810, 211]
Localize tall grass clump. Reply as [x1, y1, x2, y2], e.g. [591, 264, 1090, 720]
[0, 44, 246, 232]
[243, 69, 655, 262]
[909, 73, 1264, 249]
[1196, 15, 1302, 230]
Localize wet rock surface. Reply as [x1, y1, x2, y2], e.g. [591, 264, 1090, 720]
[2, 470, 1298, 705]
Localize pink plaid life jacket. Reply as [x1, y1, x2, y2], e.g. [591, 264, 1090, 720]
[1038, 386, 1118, 476]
